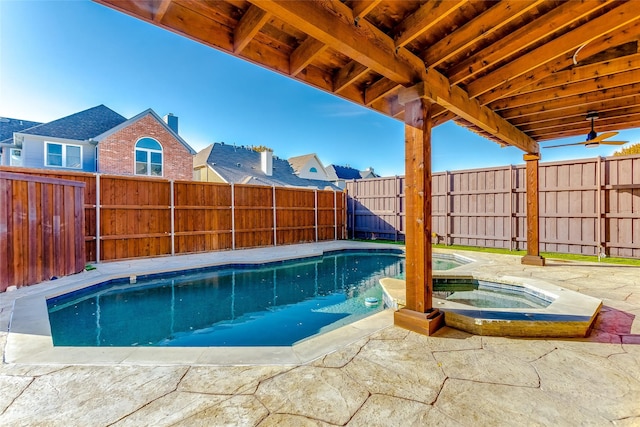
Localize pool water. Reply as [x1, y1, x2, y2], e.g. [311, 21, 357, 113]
[433, 278, 553, 309]
[48, 251, 408, 347]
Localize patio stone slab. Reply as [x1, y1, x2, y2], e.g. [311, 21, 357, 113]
[0, 375, 32, 413]
[0, 366, 187, 426]
[172, 395, 269, 426]
[179, 365, 290, 395]
[255, 366, 368, 425]
[112, 392, 228, 426]
[533, 348, 640, 420]
[345, 394, 432, 426]
[436, 378, 611, 425]
[343, 339, 446, 403]
[433, 348, 540, 387]
[258, 413, 336, 426]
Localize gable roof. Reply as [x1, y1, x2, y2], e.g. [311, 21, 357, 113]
[0, 117, 43, 143]
[198, 143, 339, 190]
[326, 164, 379, 180]
[94, 108, 196, 155]
[288, 153, 319, 174]
[17, 105, 127, 141]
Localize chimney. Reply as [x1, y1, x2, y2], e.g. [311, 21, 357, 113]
[261, 150, 273, 176]
[164, 113, 178, 134]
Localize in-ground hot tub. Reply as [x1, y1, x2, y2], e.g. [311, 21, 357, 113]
[381, 267, 602, 338]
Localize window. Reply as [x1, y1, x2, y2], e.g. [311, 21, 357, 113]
[45, 142, 82, 168]
[309, 167, 317, 173]
[135, 138, 163, 176]
[10, 148, 23, 166]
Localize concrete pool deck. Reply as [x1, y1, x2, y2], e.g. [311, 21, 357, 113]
[1, 242, 640, 425]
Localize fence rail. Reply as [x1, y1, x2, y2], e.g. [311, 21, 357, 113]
[0, 171, 86, 290]
[0, 167, 346, 275]
[346, 154, 640, 258]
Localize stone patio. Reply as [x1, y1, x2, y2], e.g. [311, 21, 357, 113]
[1, 242, 639, 426]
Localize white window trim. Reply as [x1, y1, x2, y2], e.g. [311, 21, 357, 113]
[134, 138, 163, 177]
[45, 141, 83, 169]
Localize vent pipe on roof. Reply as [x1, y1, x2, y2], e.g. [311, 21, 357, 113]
[261, 150, 273, 176]
[164, 113, 178, 134]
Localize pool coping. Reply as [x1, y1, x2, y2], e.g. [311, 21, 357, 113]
[3, 241, 404, 366]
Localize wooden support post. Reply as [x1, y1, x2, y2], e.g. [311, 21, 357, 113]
[521, 153, 545, 266]
[394, 97, 444, 335]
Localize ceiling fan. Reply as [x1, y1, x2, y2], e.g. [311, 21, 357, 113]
[544, 112, 628, 148]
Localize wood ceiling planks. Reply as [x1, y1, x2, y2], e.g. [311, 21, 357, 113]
[96, 0, 640, 150]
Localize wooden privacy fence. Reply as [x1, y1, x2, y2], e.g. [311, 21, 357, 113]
[0, 171, 86, 291]
[346, 154, 640, 258]
[0, 167, 346, 269]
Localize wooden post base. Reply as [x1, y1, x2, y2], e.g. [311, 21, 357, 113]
[521, 255, 545, 266]
[394, 308, 445, 336]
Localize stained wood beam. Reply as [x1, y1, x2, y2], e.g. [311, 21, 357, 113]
[491, 68, 640, 111]
[351, 0, 381, 22]
[424, 0, 544, 68]
[501, 82, 640, 120]
[399, 70, 538, 153]
[520, 106, 640, 134]
[393, 0, 466, 48]
[251, 0, 535, 152]
[234, 5, 270, 53]
[467, 2, 640, 100]
[153, 0, 172, 23]
[248, 0, 419, 85]
[513, 52, 640, 97]
[522, 154, 545, 266]
[290, 37, 327, 76]
[447, 0, 606, 85]
[334, 60, 369, 93]
[364, 78, 401, 106]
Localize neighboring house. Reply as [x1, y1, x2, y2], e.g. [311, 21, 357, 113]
[325, 164, 379, 189]
[0, 105, 196, 180]
[0, 117, 43, 166]
[193, 143, 339, 190]
[288, 153, 331, 181]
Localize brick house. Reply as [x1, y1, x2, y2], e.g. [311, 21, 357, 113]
[0, 105, 196, 180]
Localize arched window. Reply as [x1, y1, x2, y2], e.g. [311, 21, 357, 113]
[135, 138, 162, 176]
[309, 167, 317, 173]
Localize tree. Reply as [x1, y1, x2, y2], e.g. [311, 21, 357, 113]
[251, 145, 273, 152]
[613, 143, 640, 156]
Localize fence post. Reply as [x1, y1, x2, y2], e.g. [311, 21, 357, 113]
[272, 185, 277, 246]
[509, 165, 514, 251]
[394, 175, 399, 242]
[231, 183, 235, 250]
[597, 156, 602, 260]
[95, 173, 101, 263]
[333, 189, 337, 241]
[314, 189, 318, 242]
[170, 180, 175, 256]
[445, 171, 450, 246]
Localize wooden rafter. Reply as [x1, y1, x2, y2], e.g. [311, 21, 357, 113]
[234, 5, 270, 53]
[393, 0, 467, 49]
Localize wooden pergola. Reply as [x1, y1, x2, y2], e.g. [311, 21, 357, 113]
[97, 0, 640, 334]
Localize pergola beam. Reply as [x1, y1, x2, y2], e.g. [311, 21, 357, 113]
[251, 0, 538, 153]
[393, 0, 466, 49]
[290, 37, 327, 76]
[399, 71, 539, 153]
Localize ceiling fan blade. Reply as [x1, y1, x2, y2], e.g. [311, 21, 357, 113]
[543, 141, 590, 148]
[599, 140, 628, 145]
[590, 131, 619, 142]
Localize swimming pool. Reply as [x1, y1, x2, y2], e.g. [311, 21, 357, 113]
[47, 250, 465, 347]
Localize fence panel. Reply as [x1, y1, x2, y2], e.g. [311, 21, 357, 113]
[346, 154, 640, 258]
[0, 171, 85, 290]
[275, 187, 315, 244]
[234, 184, 275, 248]
[173, 181, 233, 254]
[99, 175, 171, 260]
[604, 155, 640, 258]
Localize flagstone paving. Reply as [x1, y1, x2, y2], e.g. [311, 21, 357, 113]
[1, 244, 639, 426]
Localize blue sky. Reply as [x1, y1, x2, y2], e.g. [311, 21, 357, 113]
[1, 0, 639, 176]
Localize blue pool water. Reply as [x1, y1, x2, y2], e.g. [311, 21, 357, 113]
[48, 250, 415, 347]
